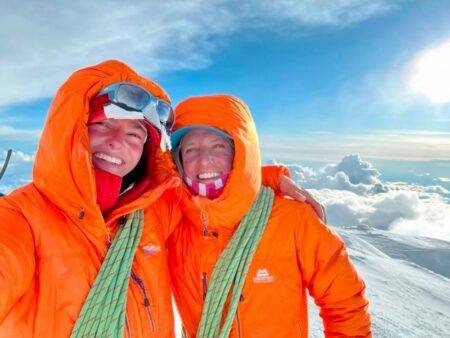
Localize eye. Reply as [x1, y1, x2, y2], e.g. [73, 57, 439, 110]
[89, 121, 109, 130]
[127, 132, 146, 142]
[183, 147, 197, 155]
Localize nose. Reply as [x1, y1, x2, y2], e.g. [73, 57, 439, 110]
[106, 129, 126, 149]
[197, 148, 214, 164]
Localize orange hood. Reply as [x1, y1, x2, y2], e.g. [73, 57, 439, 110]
[33, 60, 174, 227]
[173, 94, 262, 232]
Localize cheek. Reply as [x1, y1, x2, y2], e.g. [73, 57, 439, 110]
[219, 154, 233, 174]
[182, 158, 197, 178]
[128, 143, 145, 165]
[88, 130, 103, 152]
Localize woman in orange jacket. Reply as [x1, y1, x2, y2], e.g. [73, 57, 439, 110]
[0, 59, 318, 337]
[0, 60, 184, 337]
[168, 94, 372, 337]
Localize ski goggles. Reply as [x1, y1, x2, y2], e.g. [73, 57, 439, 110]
[94, 82, 174, 129]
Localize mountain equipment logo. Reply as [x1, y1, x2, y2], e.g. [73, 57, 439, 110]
[253, 268, 274, 284]
[142, 243, 161, 256]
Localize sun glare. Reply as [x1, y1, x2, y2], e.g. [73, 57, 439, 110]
[409, 41, 450, 104]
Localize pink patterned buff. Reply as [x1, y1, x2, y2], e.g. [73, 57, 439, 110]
[183, 174, 229, 199]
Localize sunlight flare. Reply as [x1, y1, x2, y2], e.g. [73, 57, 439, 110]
[409, 41, 450, 104]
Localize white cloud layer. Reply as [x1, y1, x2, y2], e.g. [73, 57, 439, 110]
[0, 0, 399, 106]
[278, 154, 450, 241]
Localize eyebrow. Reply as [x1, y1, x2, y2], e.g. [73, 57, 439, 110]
[131, 122, 148, 134]
[183, 135, 226, 144]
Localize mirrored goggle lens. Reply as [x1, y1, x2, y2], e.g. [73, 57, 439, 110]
[100, 82, 174, 128]
[115, 83, 153, 111]
[157, 101, 174, 128]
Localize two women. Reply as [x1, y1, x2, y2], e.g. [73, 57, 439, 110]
[0, 60, 368, 337]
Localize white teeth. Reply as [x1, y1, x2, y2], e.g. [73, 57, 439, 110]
[94, 153, 123, 165]
[198, 172, 220, 180]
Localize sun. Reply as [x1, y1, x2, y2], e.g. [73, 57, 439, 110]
[408, 41, 450, 104]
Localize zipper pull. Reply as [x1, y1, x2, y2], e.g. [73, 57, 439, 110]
[201, 272, 208, 300]
[200, 209, 209, 237]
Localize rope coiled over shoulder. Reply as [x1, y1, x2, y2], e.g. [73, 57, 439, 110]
[197, 186, 275, 338]
[71, 209, 144, 338]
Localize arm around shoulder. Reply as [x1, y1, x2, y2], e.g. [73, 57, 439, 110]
[0, 206, 36, 322]
[294, 204, 371, 337]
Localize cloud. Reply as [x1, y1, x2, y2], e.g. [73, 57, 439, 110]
[0, 125, 41, 140]
[313, 187, 450, 241]
[391, 204, 450, 241]
[322, 154, 380, 184]
[0, 150, 34, 194]
[316, 189, 420, 229]
[284, 154, 387, 194]
[240, 0, 397, 27]
[271, 154, 450, 241]
[0, 0, 399, 106]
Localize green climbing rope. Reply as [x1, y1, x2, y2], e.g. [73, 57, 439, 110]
[71, 209, 144, 338]
[197, 186, 274, 338]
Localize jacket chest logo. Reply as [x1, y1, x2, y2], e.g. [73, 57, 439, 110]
[142, 243, 161, 257]
[252, 268, 274, 284]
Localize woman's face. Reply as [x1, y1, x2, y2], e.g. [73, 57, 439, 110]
[88, 118, 147, 177]
[180, 129, 233, 183]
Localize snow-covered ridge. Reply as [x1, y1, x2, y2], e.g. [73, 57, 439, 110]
[309, 227, 450, 336]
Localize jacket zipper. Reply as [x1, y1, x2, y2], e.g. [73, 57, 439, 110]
[131, 271, 156, 332]
[201, 272, 208, 300]
[200, 209, 209, 236]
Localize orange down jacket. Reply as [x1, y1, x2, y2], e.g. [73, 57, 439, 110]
[0, 60, 182, 337]
[168, 95, 372, 337]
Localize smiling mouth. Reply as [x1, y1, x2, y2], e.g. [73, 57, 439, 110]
[94, 152, 123, 165]
[197, 172, 221, 180]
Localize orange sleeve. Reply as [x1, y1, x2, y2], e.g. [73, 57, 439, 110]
[261, 164, 290, 193]
[0, 207, 35, 321]
[295, 205, 372, 337]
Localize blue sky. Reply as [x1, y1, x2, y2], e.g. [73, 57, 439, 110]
[1, 0, 450, 162]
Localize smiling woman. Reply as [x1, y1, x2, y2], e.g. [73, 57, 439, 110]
[408, 41, 450, 104]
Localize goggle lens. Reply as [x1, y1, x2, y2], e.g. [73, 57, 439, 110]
[157, 100, 174, 128]
[99, 82, 174, 128]
[114, 83, 151, 111]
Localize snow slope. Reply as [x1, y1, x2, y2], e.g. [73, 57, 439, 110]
[308, 227, 450, 337]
